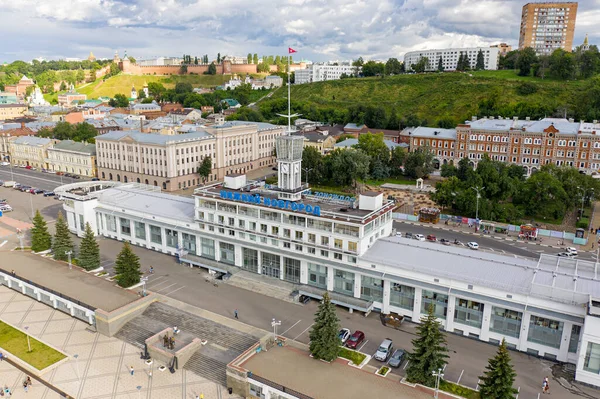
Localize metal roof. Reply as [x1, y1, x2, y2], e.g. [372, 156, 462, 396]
[410, 127, 457, 139]
[96, 130, 213, 145]
[12, 136, 52, 146]
[217, 121, 281, 131]
[334, 138, 405, 150]
[51, 140, 97, 155]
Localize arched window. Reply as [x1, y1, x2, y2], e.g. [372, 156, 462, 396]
[124, 176, 128, 183]
[145, 179, 149, 184]
[154, 180, 158, 186]
[109, 173, 113, 180]
[162, 182, 166, 189]
[136, 178, 141, 183]
[117, 174, 121, 182]
[102, 172, 105, 179]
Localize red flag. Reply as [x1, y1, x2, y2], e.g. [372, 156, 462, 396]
[288, 47, 297, 54]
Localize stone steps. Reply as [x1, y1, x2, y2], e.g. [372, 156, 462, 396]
[225, 272, 296, 303]
[184, 353, 227, 386]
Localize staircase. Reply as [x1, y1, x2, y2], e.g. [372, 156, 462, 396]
[225, 270, 298, 303]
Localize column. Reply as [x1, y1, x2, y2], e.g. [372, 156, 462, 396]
[558, 321, 573, 362]
[279, 255, 284, 281]
[69, 304, 75, 317]
[234, 245, 243, 267]
[257, 251, 262, 274]
[412, 287, 423, 323]
[326, 266, 334, 292]
[299, 260, 308, 285]
[87, 312, 94, 325]
[353, 274, 361, 299]
[479, 303, 493, 342]
[214, 239, 221, 261]
[144, 223, 151, 246]
[445, 294, 456, 332]
[518, 312, 532, 352]
[35, 289, 41, 301]
[160, 227, 167, 253]
[381, 279, 391, 314]
[20, 282, 26, 295]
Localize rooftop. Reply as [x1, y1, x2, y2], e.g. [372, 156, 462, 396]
[216, 120, 282, 131]
[96, 130, 214, 145]
[464, 117, 600, 136]
[409, 126, 457, 139]
[12, 135, 52, 146]
[51, 140, 97, 155]
[335, 138, 406, 150]
[0, 103, 27, 108]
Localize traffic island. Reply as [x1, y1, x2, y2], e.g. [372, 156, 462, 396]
[0, 320, 68, 376]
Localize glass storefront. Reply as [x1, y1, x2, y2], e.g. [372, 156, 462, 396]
[119, 217, 131, 236]
[421, 290, 448, 319]
[106, 215, 117, 232]
[242, 248, 258, 273]
[262, 252, 280, 279]
[527, 315, 564, 349]
[360, 276, 383, 302]
[584, 342, 600, 374]
[489, 307, 522, 338]
[308, 263, 327, 289]
[390, 283, 414, 310]
[284, 257, 301, 283]
[219, 242, 235, 265]
[454, 298, 484, 328]
[134, 221, 146, 240]
[165, 229, 178, 248]
[333, 269, 354, 297]
[182, 233, 196, 255]
[200, 237, 215, 259]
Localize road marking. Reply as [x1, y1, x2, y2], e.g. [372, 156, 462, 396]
[457, 369, 464, 384]
[163, 286, 186, 296]
[476, 379, 481, 391]
[515, 386, 520, 399]
[442, 364, 447, 371]
[293, 323, 313, 340]
[0, 240, 7, 248]
[357, 339, 369, 352]
[146, 278, 169, 288]
[403, 360, 410, 370]
[0, 170, 67, 185]
[281, 320, 302, 336]
[153, 283, 179, 293]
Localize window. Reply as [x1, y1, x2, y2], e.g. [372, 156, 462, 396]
[242, 247, 258, 273]
[165, 229, 178, 248]
[334, 238, 343, 249]
[295, 231, 303, 240]
[360, 276, 383, 302]
[283, 242, 291, 249]
[584, 342, 600, 374]
[308, 247, 316, 254]
[421, 290, 448, 319]
[333, 269, 354, 296]
[284, 257, 301, 283]
[334, 253, 343, 260]
[308, 233, 316, 243]
[182, 233, 196, 255]
[528, 315, 563, 349]
[106, 215, 117, 232]
[390, 284, 414, 310]
[348, 241, 358, 253]
[150, 225, 162, 244]
[220, 242, 235, 265]
[321, 250, 329, 257]
[321, 236, 329, 246]
[308, 263, 327, 289]
[454, 299, 484, 328]
[568, 325, 581, 353]
[134, 221, 146, 240]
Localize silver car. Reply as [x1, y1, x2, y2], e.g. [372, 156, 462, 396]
[374, 338, 394, 361]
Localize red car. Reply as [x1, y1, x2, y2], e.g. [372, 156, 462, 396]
[345, 330, 365, 349]
[426, 234, 437, 242]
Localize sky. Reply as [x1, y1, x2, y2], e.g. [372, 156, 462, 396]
[0, 0, 598, 63]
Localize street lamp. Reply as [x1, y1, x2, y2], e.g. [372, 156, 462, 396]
[141, 276, 148, 297]
[577, 186, 594, 220]
[74, 354, 81, 389]
[302, 167, 313, 186]
[271, 318, 281, 341]
[17, 229, 24, 250]
[471, 186, 485, 221]
[136, 386, 142, 399]
[24, 326, 31, 352]
[432, 368, 444, 399]
[65, 251, 73, 269]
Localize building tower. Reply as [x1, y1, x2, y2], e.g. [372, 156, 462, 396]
[113, 51, 120, 63]
[275, 135, 305, 201]
[143, 81, 149, 97]
[131, 85, 137, 100]
[582, 34, 590, 52]
[519, 2, 578, 55]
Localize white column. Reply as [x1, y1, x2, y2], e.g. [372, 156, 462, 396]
[160, 228, 167, 252]
[299, 260, 308, 285]
[279, 255, 284, 280]
[257, 250, 262, 274]
[480, 303, 493, 342]
[558, 322, 572, 362]
[381, 279, 391, 314]
[518, 312, 532, 352]
[234, 245, 243, 267]
[412, 287, 423, 322]
[214, 239, 221, 261]
[326, 266, 334, 292]
[353, 274, 361, 299]
[445, 294, 456, 332]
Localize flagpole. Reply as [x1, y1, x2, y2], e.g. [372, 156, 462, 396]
[287, 54, 291, 134]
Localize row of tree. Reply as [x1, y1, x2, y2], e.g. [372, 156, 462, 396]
[310, 294, 518, 398]
[31, 211, 142, 287]
[38, 121, 99, 143]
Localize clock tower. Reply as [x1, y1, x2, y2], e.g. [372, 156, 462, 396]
[275, 135, 305, 201]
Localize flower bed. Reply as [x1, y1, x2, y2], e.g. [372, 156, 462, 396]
[338, 346, 366, 366]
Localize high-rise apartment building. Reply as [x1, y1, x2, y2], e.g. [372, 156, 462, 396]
[519, 2, 578, 55]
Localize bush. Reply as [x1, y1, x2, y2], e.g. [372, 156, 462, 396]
[440, 380, 480, 399]
[377, 366, 390, 375]
[338, 347, 366, 366]
[265, 176, 277, 185]
[577, 217, 589, 229]
[516, 82, 538, 96]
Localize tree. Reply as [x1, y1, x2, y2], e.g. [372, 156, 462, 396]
[404, 147, 434, 179]
[356, 132, 390, 163]
[362, 61, 385, 76]
[301, 147, 324, 184]
[327, 148, 370, 187]
[389, 147, 406, 175]
[456, 53, 465, 71]
[406, 304, 449, 386]
[549, 48, 575, 80]
[579, 49, 600, 78]
[128, 56, 136, 64]
[76, 69, 86, 83]
[412, 57, 429, 73]
[52, 212, 74, 262]
[175, 82, 193, 94]
[385, 58, 402, 75]
[437, 57, 444, 72]
[137, 89, 146, 100]
[217, 53, 221, 64]
[516, 47, 537, 76]
[109, 93, 129, 107]
[148, 82, 166, 100]
[475, 49, 485, 70]
[387, 111, 399, 130]
[31, 210, 52, 252]
[78, 222, 100, 271]
[478, 339, 519, 399]
[194, 56, 198, 65]
[197, 156, 212, 184]
[308, 292, 340, 362]
[59, 81, 67, 91]
[352, 56, 364, 76]
[114, 242, 142, 288]
[253, 53, 259, 65]
[208, 62, 217, 75]
[247, 53, 252, 64]
[179, 64, 188, 75]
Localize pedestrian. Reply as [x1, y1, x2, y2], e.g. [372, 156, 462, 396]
[0, 351, 3, 361]
[149, 266, 154, 274]
[234, 309, 238, 319]
[130, 366, 134, 376]
[23, 380, 28, 393]
[544, 376, 550, 394]
[26, 376, 31, 386]
[148, 370, 152, 378]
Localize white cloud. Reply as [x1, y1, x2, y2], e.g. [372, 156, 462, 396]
[0, 0, 596, 63]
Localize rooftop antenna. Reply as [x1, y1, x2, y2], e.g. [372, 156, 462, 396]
[276, 47, 301, 135]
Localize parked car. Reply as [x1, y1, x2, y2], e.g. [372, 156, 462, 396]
[374, 338, 394, 361]
[91, 177, 100, 181]
[43, 191, 55, 197]
[33, 189, 44, 194]
[338, 328, 351, 344]
[426, 234, 437, 242]
[439, 238, 451, 245]
[345, 330, 365, 349]
[566, 247, 578, 255]
[558, 252, 577, 257]
[414, 234, 425, 241]
[467, 242, 479, 250]
[72, 175, 80, 179]
[19, 186, 31, 192]
[64, 173, 72, 178]
[25, 165, 32, 169]
[0, 162, 9, 166]
[0, 204, 13, 212]
[28, 188, 38, 194]
[3, 181, 16, 188]
[404, 232, 413, 239]
[0, 180, 3, 186]
[388, 349, 406, 368]
[395, 231, 402, 238]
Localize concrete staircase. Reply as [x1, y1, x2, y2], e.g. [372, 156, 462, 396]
[225, 270, 298, 303]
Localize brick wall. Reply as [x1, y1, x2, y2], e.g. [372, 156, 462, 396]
[119, 60, 304, 76]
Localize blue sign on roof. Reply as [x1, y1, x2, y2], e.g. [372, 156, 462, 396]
[220, 190, 321, 216]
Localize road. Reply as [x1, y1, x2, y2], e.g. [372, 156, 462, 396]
[0, 165, 86, 191]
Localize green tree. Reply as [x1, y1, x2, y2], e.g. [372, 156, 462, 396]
[412, 57, 429, 73]
[308, 292, 340, 362]
[31, 210, 52, 252]
[478, 339, 519, 399]
[475, 49, 485, 70]
[456, 53, 465, 71]
[76, 69, 85, 83]
[109, 93, 129, 107]
[579, 49, 600, 78]
[52, 212, 74, 261]
[389, 147, 406, 175]
[362, 60, 385, 76]
[386, 111, 399, 130]
[147, 82, 166, 100]
[406, 304, 449, 386]
[217, 53, 221, 64]
[59, 81, 67, 91]
[180, 64, 188, 74]
[327, 148, 370, 187]
[437, 57, 444, 72]
[247, 53, 252, 64]
[253, 53, 259, 65]
[194, 56, 198, 65]
[356, 132, 389, 164]
[301, 146, 324, 184]
[137, 89, 146, 100]
[404, 147, 434, 179]
[114, 242, 142, 288]
[175, 82, 193, 94]
[516, 47, 537, 76]
[208, 62, 217, 75]
[197, 156, 212, 184]
[385, 58, 402, 75]
[78, 222, 100, 271]
[549, 48, 575, 80]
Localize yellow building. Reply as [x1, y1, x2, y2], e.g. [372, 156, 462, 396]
[0, 104, 27, 120]
[47, 140, 97, 177]
[293, 131, 337, 154]
[9, 136, 54, 169]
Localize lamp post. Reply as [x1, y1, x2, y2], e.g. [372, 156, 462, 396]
[74, 354, 81, 388]
[136, 385, 142, 399]
[577, 187, 593, 220]
[141, 276, 148, 297]
[24, 326, 31, 352]
[433, 368, 444, 399]
[471, 186, 485, 221]
[271, 318, 281, 341]
[17, 229, 24, 250]
[65, 250, 73, 269]
[302, 167, 313, 186]
[29, 193, 34, 218]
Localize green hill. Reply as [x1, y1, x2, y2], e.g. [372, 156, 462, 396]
[265, 70, 597, 126]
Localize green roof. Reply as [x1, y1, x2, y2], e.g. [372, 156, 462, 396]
[52, 140, 97, 155]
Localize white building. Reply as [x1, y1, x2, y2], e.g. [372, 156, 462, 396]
[403, 47, 500, 72]
[57, 135, 600, 389]
[137, 57, 183, 66]
[295, 63, 358, 84]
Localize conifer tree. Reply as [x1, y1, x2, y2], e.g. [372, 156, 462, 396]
[52, 211, 74, 261]
[476, 49, 485, 70]
[114, 242, 142, 287]
[78, 222, 100, 271]
[31, 210, 51, 252]
[406, 304, 449, 386]
[456, 53, 464, 71]
[479, 339, 519, 399]
[309, 292, 340, 361]
[437, 57, 444, 72]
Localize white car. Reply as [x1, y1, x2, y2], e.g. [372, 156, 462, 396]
[566, 247, 578, 255]
[0, 162, 9, 166]
[557, 252, 576, 257]
[0, 204, 13, 212]
[338, 328, 351, 344]
[414, 234, 425, 241]
[395, 231, 402, 238]
[467, 242, 479, 250]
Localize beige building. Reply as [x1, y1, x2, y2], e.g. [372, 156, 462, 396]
[0, 104, 28, 120]
[519, 2, 578, 55]
[9, 136, 54, 169]
[293, 131, 337, 154]
[0, 125, 35, 161]
[58, 91, 87, 107]
[95, 121, 284, 191]
[490, 43, 513, 56]
[47, 140, 97, 177]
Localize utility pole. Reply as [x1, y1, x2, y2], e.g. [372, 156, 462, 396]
[66, 250, 73, 270]
[471, 186, 485, 221]
[271, 318, 281, 342]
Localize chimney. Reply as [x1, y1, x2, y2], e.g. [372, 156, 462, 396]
[513, 116, 518, 121]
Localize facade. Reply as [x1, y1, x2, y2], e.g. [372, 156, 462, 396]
[0, 125, 35, 161]
[131, 102, 161, 115]
[47, 140, 97, 177]
[519, 2, 578, 55]
[0, 92, 18, 104]
[58, 138, 600, 389]
[4, 76, 35, 99]
[58, 91, 87, 107]
[292, 131, 337, 154]
[0, 104, 28, 120]
[490, 43, 513, 56]
[404, 47, 500, 72]
[407, 126, 457, 169]
[295, 63, 358, 84]
[9, 136, 53, 169]
[95, 121, 284, 191]
[137, 57, 183, 66]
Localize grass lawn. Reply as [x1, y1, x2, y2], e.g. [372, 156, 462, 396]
[0, 320, 66, 370]
[377, 366, 390, 375]
[439, 380, 481, 399]
[338, 346, 366, 366]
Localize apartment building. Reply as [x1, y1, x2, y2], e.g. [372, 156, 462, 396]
[96, 121, 284, 191]
[58, 91, 87, 107]
[404, 47, 500, 72]
[519, 2, 578, 55]
[9, 136, 54, 169]
[0, 104, 28, 120]
[409, 117, 600, 175]
[295, 63, 358, 84]
[47, 140, 97, 177]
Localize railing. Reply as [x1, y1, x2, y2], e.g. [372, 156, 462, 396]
[249, 373, 315, 399]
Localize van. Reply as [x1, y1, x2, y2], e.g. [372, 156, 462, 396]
[374, 338, 394, 361]
[3, 181, 16, 188]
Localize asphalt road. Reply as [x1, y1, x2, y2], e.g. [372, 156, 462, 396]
[0, 165, 85, 191]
